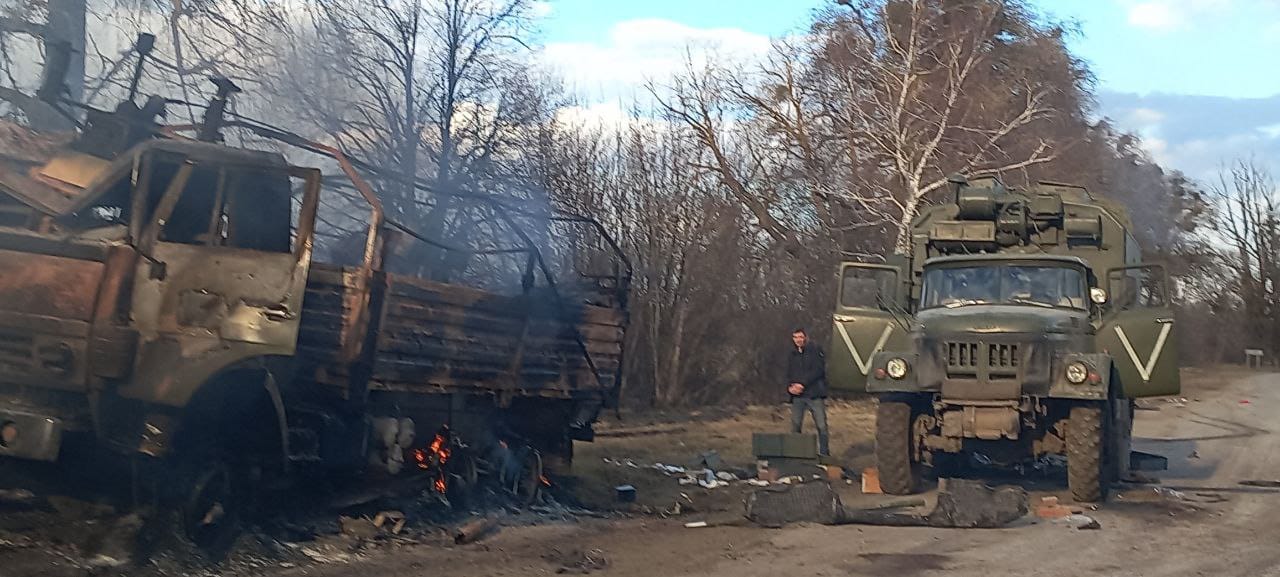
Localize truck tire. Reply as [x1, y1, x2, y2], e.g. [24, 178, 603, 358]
[1067, 404, 1106, 503]
[876, 401, 918, 495]
[180, 458, 242, 555]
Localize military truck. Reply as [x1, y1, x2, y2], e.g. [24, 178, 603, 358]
[829, 176, 1177, 502]
[0, 37, 628, 547]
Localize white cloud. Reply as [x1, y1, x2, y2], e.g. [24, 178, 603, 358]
[1123, 0, 1238, 32]
[1126, 107, 1165, 128]
[531, 1, 552, 19]
[1126, 1, 1182, 31]
[540, 18, 772, 103]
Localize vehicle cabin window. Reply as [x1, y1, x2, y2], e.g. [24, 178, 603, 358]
[922, 264, 1086, 309]
[1108, 267, 1166, 310]
[148, 158, 293, 253]
[840, 266, 897, 310]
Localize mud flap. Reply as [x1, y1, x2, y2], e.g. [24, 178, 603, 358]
[1129, 451, 1169, 472]
[1111, 398, 1132, 477]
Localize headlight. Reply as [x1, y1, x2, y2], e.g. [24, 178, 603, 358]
[1066, 361, 1089, 384]
[886, 358, 908, 379]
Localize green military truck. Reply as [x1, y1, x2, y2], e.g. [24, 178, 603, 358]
[830, 176, 1177, 502]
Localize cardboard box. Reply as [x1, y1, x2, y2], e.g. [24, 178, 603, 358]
[861, 467, 882, 494]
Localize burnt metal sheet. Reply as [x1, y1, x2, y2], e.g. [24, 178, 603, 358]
[368, 274, 624, 395]
[0, 247, 104, 321]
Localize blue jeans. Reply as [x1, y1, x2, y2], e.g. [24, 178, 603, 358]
[791, 397, 830, 456]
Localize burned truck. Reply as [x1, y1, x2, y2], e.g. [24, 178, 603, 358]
[0, 37, 627, 546]
[830, 176, 1177, 502]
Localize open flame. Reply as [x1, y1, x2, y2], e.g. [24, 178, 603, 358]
[412, 428, 453, 493]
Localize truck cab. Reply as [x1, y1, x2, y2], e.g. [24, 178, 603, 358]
[830, 177, 1178, 502]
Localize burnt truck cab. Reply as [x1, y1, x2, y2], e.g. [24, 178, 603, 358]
[830, 177, 1178, 502]
[0, 125, 320, 465]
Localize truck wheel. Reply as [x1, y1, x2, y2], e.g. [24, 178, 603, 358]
[876, 401, 919, 495]
[1067, 405, 1106, 503]
[180, 459, 242, 555]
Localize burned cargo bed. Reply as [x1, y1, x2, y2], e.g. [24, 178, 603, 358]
[295, 260, 624, 472]
[300, 263, 623, 396]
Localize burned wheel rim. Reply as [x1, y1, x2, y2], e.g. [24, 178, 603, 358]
[513, 449, 544, 505]
[181, 462, 240, 551]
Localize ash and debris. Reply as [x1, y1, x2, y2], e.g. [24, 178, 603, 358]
[0, 462, 613, 577]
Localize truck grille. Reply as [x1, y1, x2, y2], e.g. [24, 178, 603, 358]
[945, 342, 1020, 375]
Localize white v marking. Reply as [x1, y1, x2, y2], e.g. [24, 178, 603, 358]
[835, 322, 894, 376]
[1114, 322, 1172, 383]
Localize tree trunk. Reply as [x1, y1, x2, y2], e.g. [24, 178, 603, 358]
[893, 193, 922, 254]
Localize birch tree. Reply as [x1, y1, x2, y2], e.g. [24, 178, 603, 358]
[820, 0, 1064, 252]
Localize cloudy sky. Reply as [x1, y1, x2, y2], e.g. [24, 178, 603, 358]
[538, 0, 1280, 184]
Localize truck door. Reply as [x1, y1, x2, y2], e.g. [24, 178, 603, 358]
[829, 263, 911, 393]
[1096, 264, 1179, 398]
[119, 149, 320, 406]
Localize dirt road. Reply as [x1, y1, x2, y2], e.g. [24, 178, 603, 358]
[4, 369, 1279, 577]
[273, 370, 1280, 577]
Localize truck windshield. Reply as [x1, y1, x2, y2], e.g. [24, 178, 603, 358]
[921, 265, 1086, 309]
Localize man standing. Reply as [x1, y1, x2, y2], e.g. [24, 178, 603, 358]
[786, 328, 830, 457]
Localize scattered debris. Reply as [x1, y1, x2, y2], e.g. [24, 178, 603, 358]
[745, 478, 1024, 529]
[745, 482, 844, 527]
[926, 479, 1028, 528]
[861, 468, 882, 494]
[1060, 514, 1101, 530]
[372, 510, 407, 534]
[690, 450, 723, 471]
[614, 485, 637, 502]
[1189, 450, 1200, 459]
[653, 464, 686, 475]
[684, 521, 708, 528]
[1035, 496, 1073, 519]
[453, 518, 499, 544]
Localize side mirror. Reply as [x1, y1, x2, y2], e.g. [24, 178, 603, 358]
[1090, 287, 1108, 305]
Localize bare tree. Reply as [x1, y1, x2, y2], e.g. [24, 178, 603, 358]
[819, 0, 1062, 252]
[1211, 158, 1279, 357]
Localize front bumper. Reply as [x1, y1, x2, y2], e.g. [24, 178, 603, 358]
[0, 408, 63, 461]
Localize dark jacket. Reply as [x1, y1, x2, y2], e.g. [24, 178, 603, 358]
[786, 345, 828, 399]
